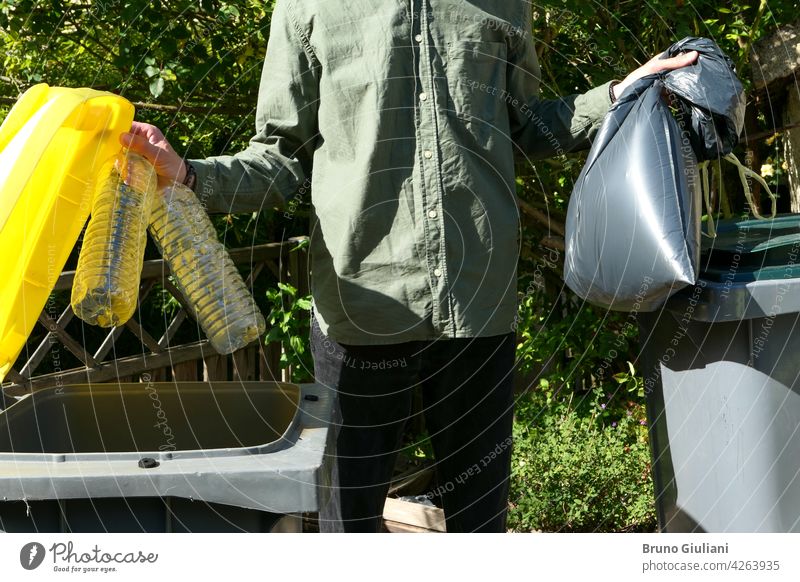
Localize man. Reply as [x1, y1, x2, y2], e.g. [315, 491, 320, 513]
[123, 0, 697, 532]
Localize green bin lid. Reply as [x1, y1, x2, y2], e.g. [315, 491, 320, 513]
[701, 215, 800, 283]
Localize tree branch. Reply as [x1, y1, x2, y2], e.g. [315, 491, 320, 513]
[517, 196, 566, 236]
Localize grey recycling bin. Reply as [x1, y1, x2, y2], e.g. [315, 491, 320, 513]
[639, 215, 800, 533]
[0, 381, 333, 532]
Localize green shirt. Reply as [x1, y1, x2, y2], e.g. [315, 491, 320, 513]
[191, 0, 614, 345]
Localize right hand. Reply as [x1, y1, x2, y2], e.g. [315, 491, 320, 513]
[612, 50, 699, 100]
[120, 121, 186, 186]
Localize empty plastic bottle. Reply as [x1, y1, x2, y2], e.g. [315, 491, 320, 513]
[148, 182, 266, 354]
[71, 151, 157, 327]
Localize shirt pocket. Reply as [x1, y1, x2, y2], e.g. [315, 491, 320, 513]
[444, 40, 508, 145]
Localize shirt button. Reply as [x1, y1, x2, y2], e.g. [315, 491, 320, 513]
[428, 209, 438, 219]
[433, 268, 442, 278]
[415, 34, 423, 42]
[419, 92, 428, 102]
[423, 150, 433, 159]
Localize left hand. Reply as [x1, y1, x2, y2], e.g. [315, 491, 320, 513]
[613, 50, 699, 100]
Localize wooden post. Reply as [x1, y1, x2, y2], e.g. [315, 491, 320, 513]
[751, 22, 800, 92]
[258, 342, 281, 382]
[382, 497, 446, 533]
[203, 354, 229, 382]
[232, 345, 257, 382]
[172, 360, 199, 381]
[751, 21, 800, 212]
[288, 237, 310, 297]
[286, 237, 311, 384]
[786, 87, 800, 213]
[142, 368, 168, 382]
[267, 342, 283, 382]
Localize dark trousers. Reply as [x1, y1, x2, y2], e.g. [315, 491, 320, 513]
[312, 317, 515, 532]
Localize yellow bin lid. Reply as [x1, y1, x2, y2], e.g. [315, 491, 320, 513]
[0, 84, 134, 383]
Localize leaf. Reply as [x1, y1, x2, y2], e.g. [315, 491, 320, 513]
[264, 326, 282, 343]
[144, 65, 159, 78]
[220, 5, 240, 19]
[148, 77, 164, 98]
[291, 238, 310, 251]
[161, 37, 178, 55]
[289, 335, 303, 353]
[277, 282, 296, 295]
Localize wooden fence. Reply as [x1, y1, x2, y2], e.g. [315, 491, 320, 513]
[1, 237, 309, 400]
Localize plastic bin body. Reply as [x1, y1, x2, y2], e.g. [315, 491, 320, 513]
[0, 381, 332, 532]
[639, 216, 800, 532]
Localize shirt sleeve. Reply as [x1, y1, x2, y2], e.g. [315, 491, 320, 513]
[189, 0, 319, 214]
[506, 26, 614, 161]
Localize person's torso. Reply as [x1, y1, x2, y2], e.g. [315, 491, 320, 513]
[297, 0, 524, 343]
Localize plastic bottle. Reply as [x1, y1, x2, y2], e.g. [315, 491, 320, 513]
[71, 151, 157, 327]
[148, 182, 266, 354]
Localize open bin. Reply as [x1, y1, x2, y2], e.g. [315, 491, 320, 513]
[0, 381, 333, 532]
[639, 215, 800, 532]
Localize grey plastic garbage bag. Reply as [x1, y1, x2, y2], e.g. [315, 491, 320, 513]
[661, 36, 746, 161]
[564, 74, 702, 311]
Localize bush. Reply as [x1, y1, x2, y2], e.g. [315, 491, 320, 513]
[509, 386, 656, 532]
[508, 286, 656, 532]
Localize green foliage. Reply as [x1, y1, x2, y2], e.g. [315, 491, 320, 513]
[509, 385, 655, 532]
[511, 285, 654, 531]
[0, 1, 276, 157]
[264, 282, 313, 383]
[514, 287, 640, 395]
[400, 426, 436, 461]
[0, 0, 309, 248]
[532, 0, 792, 95]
